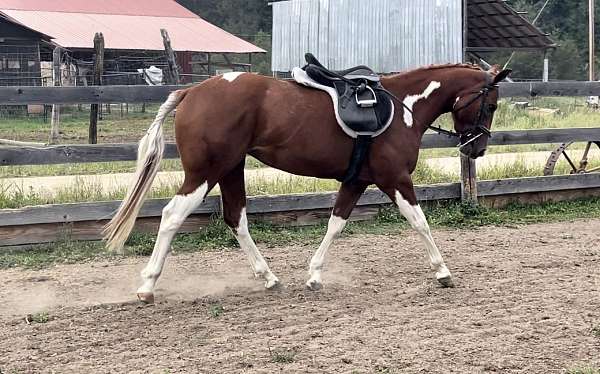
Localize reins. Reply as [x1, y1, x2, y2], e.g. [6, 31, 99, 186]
[379, 83, 498, 146]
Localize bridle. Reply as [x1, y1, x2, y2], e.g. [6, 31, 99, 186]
[449, 81, 498, 151]
[381, 76, 499, 152]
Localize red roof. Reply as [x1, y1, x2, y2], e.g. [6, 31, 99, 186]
[0, 0, 265, 53]
[0, 0, 198, 17]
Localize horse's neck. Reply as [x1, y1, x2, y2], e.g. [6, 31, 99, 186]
[385, 69, 480, 134]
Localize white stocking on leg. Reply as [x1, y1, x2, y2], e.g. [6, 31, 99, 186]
[137, 182, 208, 302]
[394, 191, 454, 287]
[234, 208, 280, 289]
[306, 215, 347, 290]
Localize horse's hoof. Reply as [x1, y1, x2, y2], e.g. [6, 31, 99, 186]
[437, 276, 455, 288]
[306, 279, 323, 291]
[137, 292, 155, 304]
[265, 278, 281, 290]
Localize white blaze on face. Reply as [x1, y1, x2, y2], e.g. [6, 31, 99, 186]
[222, 72, 244, 82]
[402, 81, 442, 127]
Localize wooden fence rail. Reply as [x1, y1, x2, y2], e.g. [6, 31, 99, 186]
[2, 81, 600, 246]
[0, 81, 600, 105]
[1, 173, 600, 246]
[2, 128, 600, 166]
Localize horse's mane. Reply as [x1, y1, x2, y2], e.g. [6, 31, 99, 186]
[386, 63, 484, 78]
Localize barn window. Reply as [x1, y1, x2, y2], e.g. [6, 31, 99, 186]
[7, 60, 20, 69]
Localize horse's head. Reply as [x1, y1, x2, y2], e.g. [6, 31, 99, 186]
[451, 67, 511, 159]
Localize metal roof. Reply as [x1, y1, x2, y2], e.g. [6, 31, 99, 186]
[0, 0, 198, 18]
[0, 0, 265, 53]
[0, 13, 52, 41]
[467, 0, 556, 51]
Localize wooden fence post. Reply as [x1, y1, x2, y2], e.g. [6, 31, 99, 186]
[89, 32, 104, 144]
[460, 154, 478, 204]
[49, 47, 61, 144]
[161, 29, 180, 85]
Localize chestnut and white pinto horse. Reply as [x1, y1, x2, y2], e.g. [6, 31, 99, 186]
[104, 65, 510, 303]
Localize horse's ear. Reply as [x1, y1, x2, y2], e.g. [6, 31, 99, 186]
[493, 69, 512, 83]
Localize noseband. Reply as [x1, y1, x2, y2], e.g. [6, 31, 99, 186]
[451, 82, 497, 151]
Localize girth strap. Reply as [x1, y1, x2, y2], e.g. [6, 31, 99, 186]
[342, 135, 372, 183]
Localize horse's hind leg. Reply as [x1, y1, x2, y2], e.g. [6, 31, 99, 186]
[220, 161, 280, 289]
[306, 181, 369, 290]
[378, 178, 454, 288]
[137, 177, 211, 303]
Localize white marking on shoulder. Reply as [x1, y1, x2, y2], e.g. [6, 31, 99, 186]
[222, 72, 244, 82]
[402, 81, 442, 128]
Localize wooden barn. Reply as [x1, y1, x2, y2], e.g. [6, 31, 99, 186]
[0, 15, 53, 86]
[0, 0, 264, 85]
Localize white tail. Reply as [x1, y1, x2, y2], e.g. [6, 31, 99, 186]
[103, 90, 185, 252]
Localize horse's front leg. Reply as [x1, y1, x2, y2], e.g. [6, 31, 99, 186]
[307, 181, 369, 290]
[379, 180, 454, 287]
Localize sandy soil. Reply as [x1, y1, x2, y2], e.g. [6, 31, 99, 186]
[1, 219, 599, 373]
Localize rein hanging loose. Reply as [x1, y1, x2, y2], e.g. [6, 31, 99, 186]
[379, 83, 498, 146]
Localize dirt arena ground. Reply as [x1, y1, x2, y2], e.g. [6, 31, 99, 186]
[1, 219, 599, 373]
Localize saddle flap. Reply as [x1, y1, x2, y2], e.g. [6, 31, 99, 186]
[292, 66, 395, 139]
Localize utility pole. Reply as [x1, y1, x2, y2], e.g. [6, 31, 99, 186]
[591, 0, 596, 81]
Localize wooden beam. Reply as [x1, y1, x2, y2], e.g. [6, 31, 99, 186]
[0, 195, 221, 227]
[0, 143, 180, 166]
[2, 128, 599, 166]
[2, 174, 599, 246]
[0, 82, 599, 106]
[4, 172, 598, 229]
[421, 127, 600, 149]
[477, 173, 600, 196]
[161, 29, 180, 85]
[89, 33, 104, 144]
[460, 154, 478, 204]
[0, 85, 184, 105]
[498, 81, 600, 97]
[0, 185, 460, 228]
[49, 47, 61, 145]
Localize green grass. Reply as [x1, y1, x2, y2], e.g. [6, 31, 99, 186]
[1, 154, 598, 209]
[0, 159, 183, 178]
[269, 348, 296, 364]
[0, 104, 170, 144]
[566, 366, 600, 374]
[0, 159, 453, 209]
[26, 311, 49, 324]
[0, 157, 266, 179]
[1, 197, 599, 270]
[208, 303, 224, 318]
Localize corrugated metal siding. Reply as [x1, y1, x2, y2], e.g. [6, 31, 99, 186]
[272, 0, 462, 73]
